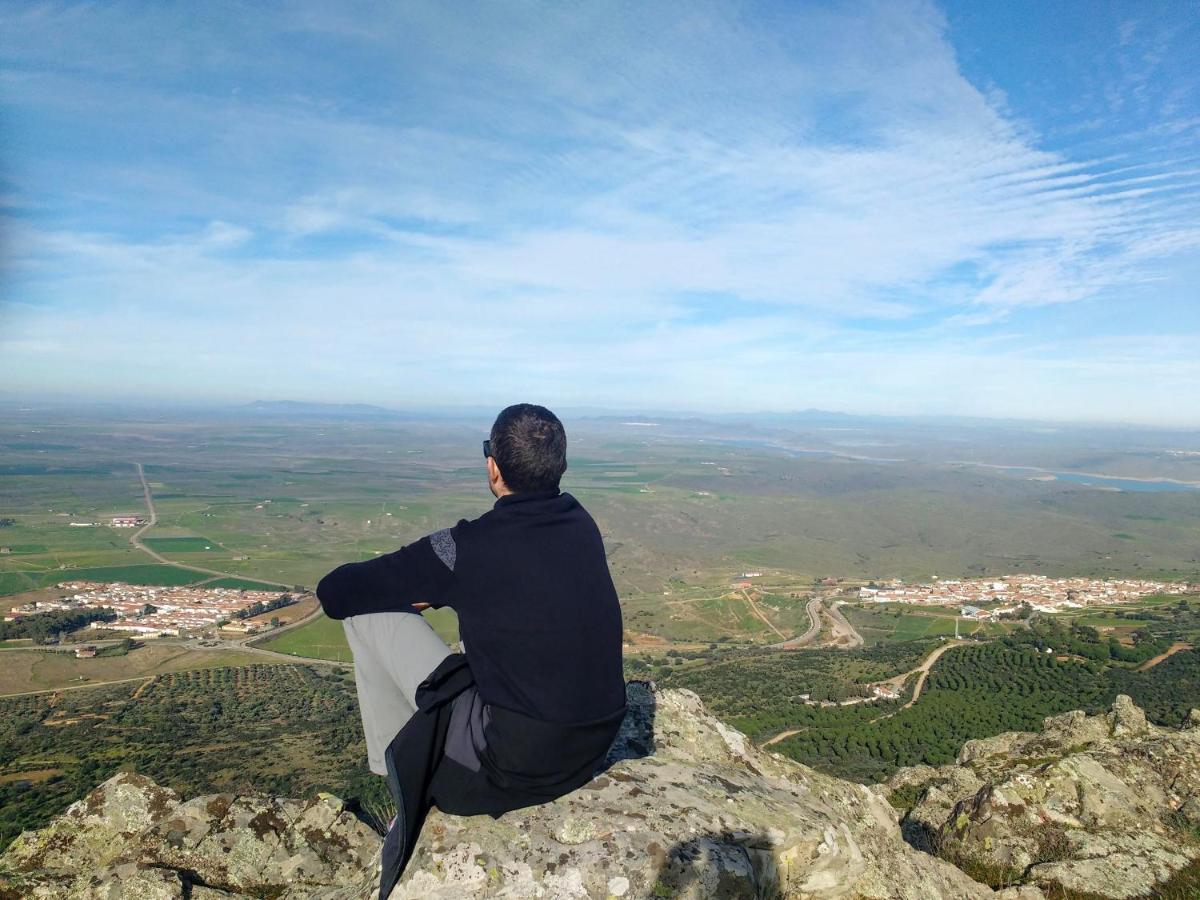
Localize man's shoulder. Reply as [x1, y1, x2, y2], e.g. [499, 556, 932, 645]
[452, 492, 593, 535]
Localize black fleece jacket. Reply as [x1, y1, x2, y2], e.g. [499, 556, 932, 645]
[316, 490, 626, 724]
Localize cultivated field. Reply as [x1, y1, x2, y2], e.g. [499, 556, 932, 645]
[254, 607, 459, 661]
[0, 644, 262, 695]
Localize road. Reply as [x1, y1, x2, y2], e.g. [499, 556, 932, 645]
[741, 589, 788, 640]
[767, 597, 865, 650]
[128, 462, 291, 588]
[768, 598, 825, 649]
[1136, 641, 1193, 672]
[760, 638, 967, 747]
[0, 635, 345, 698]
[898, 640, 966, 708]
[824, 601, 864, 649]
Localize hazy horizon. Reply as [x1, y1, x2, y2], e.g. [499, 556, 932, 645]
[4, 391, 1200, 434]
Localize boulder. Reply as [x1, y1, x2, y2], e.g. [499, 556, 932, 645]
[0, 773, 379, 898]
[2, 684, 992, 899]
[372, 684, 988, 899]
[907, 695, 1200, 898]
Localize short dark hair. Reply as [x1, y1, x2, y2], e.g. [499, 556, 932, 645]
[489, 404, 567, 493]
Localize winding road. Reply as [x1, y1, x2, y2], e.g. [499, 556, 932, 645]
[768, 597, 825, 649]
[766, 596, 866, 650]
[824, 601, 864, 649]
[760, 638, 968, 747]
[1136, 641, 1193, 672]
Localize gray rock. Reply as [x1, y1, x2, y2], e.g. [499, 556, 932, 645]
[1, 685, 991, 899]
[7, 689, 1194, 899]
[0, 774, 379, 898]
[923, 695, 1200, 898]
[370, 684, 989, 899]
[1106, 694, 1149, 737]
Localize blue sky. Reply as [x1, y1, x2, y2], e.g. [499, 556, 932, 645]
[1, 0, 1198, 424]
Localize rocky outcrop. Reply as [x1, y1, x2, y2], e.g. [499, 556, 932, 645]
[371, 684, 987, 899]
[2, 683, 989, 899]
[0, 772, 380, 898]
[4, 687, 1196, 899]
[886, 695, 1200, 899]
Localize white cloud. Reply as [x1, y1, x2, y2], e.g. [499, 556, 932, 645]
[1, 0, 1198, 422]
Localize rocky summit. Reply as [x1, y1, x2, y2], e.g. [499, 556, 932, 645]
[2, 685, 1197, 899]
[887, 695, 1200, 898]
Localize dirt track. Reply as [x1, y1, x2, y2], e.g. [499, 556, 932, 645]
[825, 601, 864, 649]
[899, 640, 966, 708]
[128, 461, 292, 589]
[760, 639, 967, 747]
[1136, 641, 1192, 672]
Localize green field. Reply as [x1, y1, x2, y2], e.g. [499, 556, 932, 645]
[254, 614, 354, 662]
[842, 603, 990, 646]
[0, 644, 264, 695]
[2, 410, 1199, 664]
[199, 576, 285, 590]
[142, 536, 225, 552]
[255, 609, 460, 661]
[0, 565, 205, 596]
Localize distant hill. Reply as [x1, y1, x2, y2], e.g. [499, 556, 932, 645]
[240, 401, 501, 422]
[243, 400, 401, 419]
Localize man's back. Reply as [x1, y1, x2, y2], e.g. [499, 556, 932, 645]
[316, 488, 625, 723]
[439, 489, 624, 722]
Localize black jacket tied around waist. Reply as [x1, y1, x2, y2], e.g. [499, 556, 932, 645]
[379, 653, 626, 900]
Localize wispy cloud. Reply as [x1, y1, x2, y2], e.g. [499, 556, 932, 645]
[1, 0, 1197, 423]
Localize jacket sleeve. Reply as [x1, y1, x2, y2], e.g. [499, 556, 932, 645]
[317, 528, 456, 620]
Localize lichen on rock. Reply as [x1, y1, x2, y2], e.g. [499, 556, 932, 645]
[4, 687, 1197, 899]
[890, 695, 1200, 899]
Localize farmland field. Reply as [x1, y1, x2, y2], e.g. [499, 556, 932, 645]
[142, 536, 226, 553]
[0, 644, 263, 695]
[199, 575, 289, 590]
[255, 608, 460, 661]
[0, 565, 204, 597]
[840, 603, 1003, 646]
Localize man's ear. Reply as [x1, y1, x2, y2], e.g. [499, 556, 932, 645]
[487, 456, 511, 496]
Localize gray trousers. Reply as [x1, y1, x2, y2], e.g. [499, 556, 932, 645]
[343, 612, 454, 776]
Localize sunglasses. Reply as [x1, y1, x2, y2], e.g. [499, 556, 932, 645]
[482, 439, 491, 459]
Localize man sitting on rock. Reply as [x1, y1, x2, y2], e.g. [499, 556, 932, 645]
[316, 403, 627, 899]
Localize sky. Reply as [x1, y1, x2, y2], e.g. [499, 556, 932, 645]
[1, 0, 1198, 425]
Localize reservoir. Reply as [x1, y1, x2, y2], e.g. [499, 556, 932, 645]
[983, 465, 1200, 493]
[1050, 472, 1200, 492]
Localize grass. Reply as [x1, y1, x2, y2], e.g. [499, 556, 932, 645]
[141, 536, 225, 552]
[253, 613, 354, 662]
[0, 644, 264, 695]
[0, 565, 208, 597]
[255, 609, 459, 661]
[842, 604, 968, 646]
[200, 576, 289, 590]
